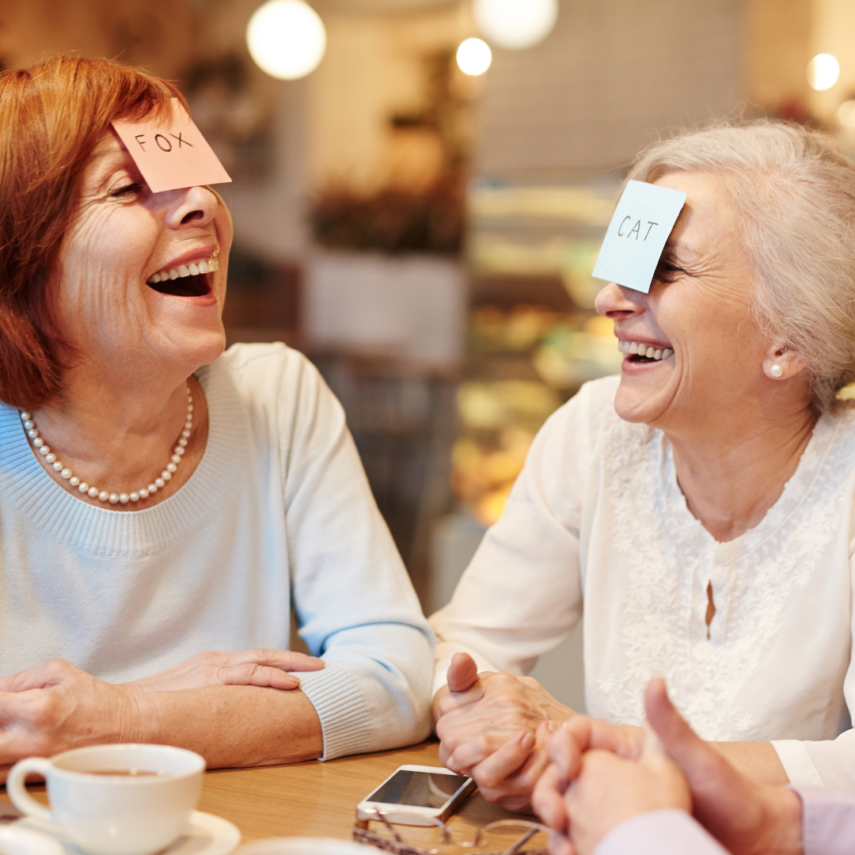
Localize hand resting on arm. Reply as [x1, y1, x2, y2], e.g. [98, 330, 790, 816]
[0, 649, 325, 779]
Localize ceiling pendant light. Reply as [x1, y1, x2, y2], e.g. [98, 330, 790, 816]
[247, 0, 327, 80]
[473, 0, 559, 51]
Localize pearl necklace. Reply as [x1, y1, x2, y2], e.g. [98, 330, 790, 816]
[19, 387, 193, 506]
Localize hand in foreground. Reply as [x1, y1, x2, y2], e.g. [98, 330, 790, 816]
[533, 679, 803, 855]
[124, 648, 324, 692]
[534, 720, 689, 855]
[435, 653, 574, 810]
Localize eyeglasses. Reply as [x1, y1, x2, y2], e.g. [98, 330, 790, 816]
[353, 812, 550, 855]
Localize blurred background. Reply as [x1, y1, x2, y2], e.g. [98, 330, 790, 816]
[4, 0, 853, 707]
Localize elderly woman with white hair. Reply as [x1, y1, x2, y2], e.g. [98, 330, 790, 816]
[430, 120, 855, 807]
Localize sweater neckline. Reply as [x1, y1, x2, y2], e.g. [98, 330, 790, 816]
[0, 362, 243, 557]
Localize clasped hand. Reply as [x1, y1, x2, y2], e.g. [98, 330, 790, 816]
[0, 649, 323, 776]
[433, 653, 575, 810]
[531, 679, 803, 855]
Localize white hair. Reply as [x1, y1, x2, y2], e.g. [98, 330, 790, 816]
[627, 120, 855, 415]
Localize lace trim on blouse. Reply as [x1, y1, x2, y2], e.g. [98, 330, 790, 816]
[593, 410, 853, 739]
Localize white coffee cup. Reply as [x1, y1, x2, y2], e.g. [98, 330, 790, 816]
[7, 743, 205, 855]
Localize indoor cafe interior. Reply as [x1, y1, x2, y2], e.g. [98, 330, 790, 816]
[0, 0, 853, 852]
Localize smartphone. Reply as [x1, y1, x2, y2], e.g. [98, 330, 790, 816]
[356, 764, 476, 826]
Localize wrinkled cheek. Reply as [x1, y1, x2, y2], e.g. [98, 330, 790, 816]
[56, 267, 146, 351]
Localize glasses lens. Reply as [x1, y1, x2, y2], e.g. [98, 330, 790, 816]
[472, 821, 550, 855]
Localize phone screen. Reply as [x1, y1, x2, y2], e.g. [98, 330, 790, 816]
[366, 770, 470, 808]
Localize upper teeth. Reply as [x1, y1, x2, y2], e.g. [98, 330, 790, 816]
[619, 340, 674, 360]
[148, 258, 219, 284]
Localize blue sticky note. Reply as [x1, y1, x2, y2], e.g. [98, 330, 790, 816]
[591, 180, 687, 294]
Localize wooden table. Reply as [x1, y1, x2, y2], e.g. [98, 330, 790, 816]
[198, 740, 536, 844]
[2, 741, 549, 849]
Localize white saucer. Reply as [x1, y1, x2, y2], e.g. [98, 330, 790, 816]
[164, 812, 241, 855]
[14, 811, 241, 855]
[0, 825, 65, 855]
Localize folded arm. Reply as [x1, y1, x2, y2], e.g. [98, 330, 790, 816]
[0, 652, 326, 779]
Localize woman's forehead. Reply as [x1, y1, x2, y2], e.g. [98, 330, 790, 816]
[657, 172, 738, 254]
[90, 130, 129, 160]
[82, 132, 135, 185]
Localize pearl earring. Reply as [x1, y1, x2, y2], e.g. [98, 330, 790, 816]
[770, 363, 784, 378]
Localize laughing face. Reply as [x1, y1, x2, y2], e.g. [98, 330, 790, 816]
[595, 171, 770, 432]
[55, 129, 232, 382]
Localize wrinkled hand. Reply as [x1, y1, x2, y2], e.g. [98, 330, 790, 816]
[435, 653, 574, 810]
[0, 659, 144, 772]
[461, 719, 562, 812]
[124, 649, 324, 692]
[533, 679, 803, 855]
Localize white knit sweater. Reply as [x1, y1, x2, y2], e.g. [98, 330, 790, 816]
[0, 343, 433, 760]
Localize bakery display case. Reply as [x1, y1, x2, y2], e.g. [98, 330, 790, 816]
[451, 176, 623, 527]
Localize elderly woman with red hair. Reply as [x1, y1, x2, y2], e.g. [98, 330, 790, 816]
[0, 55, 432, 771]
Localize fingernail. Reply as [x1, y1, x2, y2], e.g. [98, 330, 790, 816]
[521, 732, 535, 750]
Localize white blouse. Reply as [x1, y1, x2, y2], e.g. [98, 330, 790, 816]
[431, 375, 855, 787]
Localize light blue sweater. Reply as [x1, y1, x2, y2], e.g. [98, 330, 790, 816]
[0, 343, 434, 759]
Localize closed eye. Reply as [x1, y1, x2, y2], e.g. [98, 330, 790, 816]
[110, 182, 143, 198]
[655, 257, 686, 282]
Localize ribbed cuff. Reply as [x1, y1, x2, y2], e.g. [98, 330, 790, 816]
[773, 740, 825, 786]
[296, 667, 372, 761]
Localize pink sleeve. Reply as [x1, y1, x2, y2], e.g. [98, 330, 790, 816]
[796, 787, 855, 855]
[593, 810, 728, 855]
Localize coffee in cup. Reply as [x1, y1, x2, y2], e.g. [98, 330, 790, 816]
[7, 743, 205, 855]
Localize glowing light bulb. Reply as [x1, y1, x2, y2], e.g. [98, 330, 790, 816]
[457, 38, 492, 76]
[807, 53, 840, 91]
[247, 0, 327, 80]
[473, 0, 558, 50]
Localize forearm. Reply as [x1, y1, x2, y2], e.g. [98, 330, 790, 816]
[600, 723, 790, 787]
[712, 742, 789, 786]
[590, 724, 790, 787]
[137, 685, 323, 768]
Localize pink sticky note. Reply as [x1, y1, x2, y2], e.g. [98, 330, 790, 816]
[112, 99, 232, 193]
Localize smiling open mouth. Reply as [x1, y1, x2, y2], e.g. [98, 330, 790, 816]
[147, 258, 219, 298]
[619, 339, 674, 363]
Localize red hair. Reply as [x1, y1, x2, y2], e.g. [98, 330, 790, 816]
[0, 55, 188, 409]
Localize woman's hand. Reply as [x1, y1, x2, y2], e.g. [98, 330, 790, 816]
[0, 660, 145, 769]
[434, 653, 574, 809]
[124, 649, 324, 692]
[457, 719, 560, 811]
